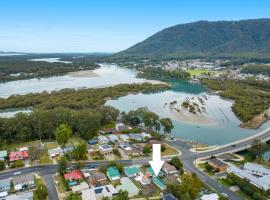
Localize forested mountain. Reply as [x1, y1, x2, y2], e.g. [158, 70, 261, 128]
[114, 19, 270, 59]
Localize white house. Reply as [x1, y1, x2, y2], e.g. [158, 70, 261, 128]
[98, 135, 109, 144]
[48, 147, 64, 158]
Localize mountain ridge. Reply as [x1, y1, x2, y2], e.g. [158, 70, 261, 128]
[114, 18, 270, 59]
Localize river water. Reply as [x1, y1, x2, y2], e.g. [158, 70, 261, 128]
[0, 63, 269, 145]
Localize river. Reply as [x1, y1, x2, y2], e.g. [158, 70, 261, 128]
[0, 63, 269, 145]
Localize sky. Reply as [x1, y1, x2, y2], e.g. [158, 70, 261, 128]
[0, 0, 270, 53]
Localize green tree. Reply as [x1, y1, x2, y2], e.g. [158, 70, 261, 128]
[58, 156, 68, 176]
[65, 193, 82, 200]
[248, 139, 267, 161]
[0, 160, 5, 171]
[34, 179, 48, 200]
[112, 190, 129, 200]
[54, 123, 72, 148]
[28, 141, 45, 162]
[143, 145, 151, 155]
[170, 157, 183, 171]
[72, 142, 87, 160]
[160, 118, 174, 135]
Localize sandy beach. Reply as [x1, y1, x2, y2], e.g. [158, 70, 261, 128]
[67, 70, 100, 77]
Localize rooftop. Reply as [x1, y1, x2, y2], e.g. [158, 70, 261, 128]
[124, 166, 140, 176]
[99, 144, 113, 151]
[152, 177, 166, 190]
[107, 167, 120, 178]
[116, 177, 139, 197]
[163, 193, 178, 200]
[209, 158, 228, 167]
[64, 170, 83, 181]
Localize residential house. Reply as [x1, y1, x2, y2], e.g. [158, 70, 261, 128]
[5, 191, 33, 200]
[89, 171, 108, 186]
[152, 177, 166, 190]
[0, 150, 7, 161]
[124, 166, 140, 177]
[163, 193, 178, 200]
[99, 144, 113, 156]
[116, 177, 139, 198]
[116, 123, 129, 132]
[147, 167, 164, 177]
[87, 145, 95, 155]
[208, 158, 229, 172]
[89, 184, 118, 200]
[129, 133, 144, 141]
[107, 135, 119, 143]
[98, 135, 109, 144]
[119, 134, 130, 141]
[243, 162, 270, 177]
[118, 142, 141, 156]
[12, 173, 35, 191]
[71, 182, 89, 193]
[107, 167, 120, 181]
[9, 151, 28, 162]
[162, 162, 178, 175]
[19, 147, 28, 152]
[64, 170, 83, 182]
[48, 147, 64, 158]
[82, 189, 96, 200]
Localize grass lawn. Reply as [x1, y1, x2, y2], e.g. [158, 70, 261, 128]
[44, 142, 59, 150]
[187, 69, 208, 76]
[67, 136, 86, 145]
[7, 141, 36, 151]
[161, 144, 179, 156]
[198, 163, 215, 176]
[55, 175, 67, 193]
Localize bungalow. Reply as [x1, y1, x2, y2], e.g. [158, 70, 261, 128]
[82, 189, 96, 200]
[64, 170, 83, 182]
[162, 162, 178, 175]
[9, 151, 28, 162]
[48, 147, 64, 158]
[118, 142, 140, 156]
[116, 177, 139, 198]
[12, 173, 35, 191]
[163, 193, 178, 200]
[98, 135, 109, 144]
[152, 177, 166, 190]
[107, 135, 119, 143]
[208, 158, 229, 172]
[0, 150, 7, 161]
[124, 166, 140, 177]
[99, 144, 113, 156]
[119, 134, 130, 141]
[89, 171, 108, 186]
[107, 167, 120, 181]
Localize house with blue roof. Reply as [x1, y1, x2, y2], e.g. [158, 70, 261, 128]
[124, 166, 140, 177]
[153, 177, 166, 191]
[107, 167, 121, 181]
[147, 167, 164, 177]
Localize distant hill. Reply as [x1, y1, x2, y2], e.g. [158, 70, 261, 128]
[114, 19, 270, 59]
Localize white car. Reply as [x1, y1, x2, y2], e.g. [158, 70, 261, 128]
[221, 193, 228, 198]
[13, 171, 22, 176]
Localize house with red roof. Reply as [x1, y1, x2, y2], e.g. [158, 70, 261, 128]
[64, 170, 83, 182]
[9, 151, 29, 162]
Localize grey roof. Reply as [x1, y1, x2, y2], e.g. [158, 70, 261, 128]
[5, 191, 33, 200]
[12, 173, 34, 185]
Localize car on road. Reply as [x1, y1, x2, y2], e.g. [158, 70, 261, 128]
[221, 193, 228, 198]
[13, 171, 22, 176]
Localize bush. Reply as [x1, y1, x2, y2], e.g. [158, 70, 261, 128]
[10, 160, 24, 168]
[0, 160, 5, 171]
[113, 149, 122, 158]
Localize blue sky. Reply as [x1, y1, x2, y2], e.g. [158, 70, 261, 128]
[0, 0, 270, 53]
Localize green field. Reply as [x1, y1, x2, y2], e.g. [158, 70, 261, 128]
[187, 69, 208, 76]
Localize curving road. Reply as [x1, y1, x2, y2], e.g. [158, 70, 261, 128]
[0, 127, 269, 200]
